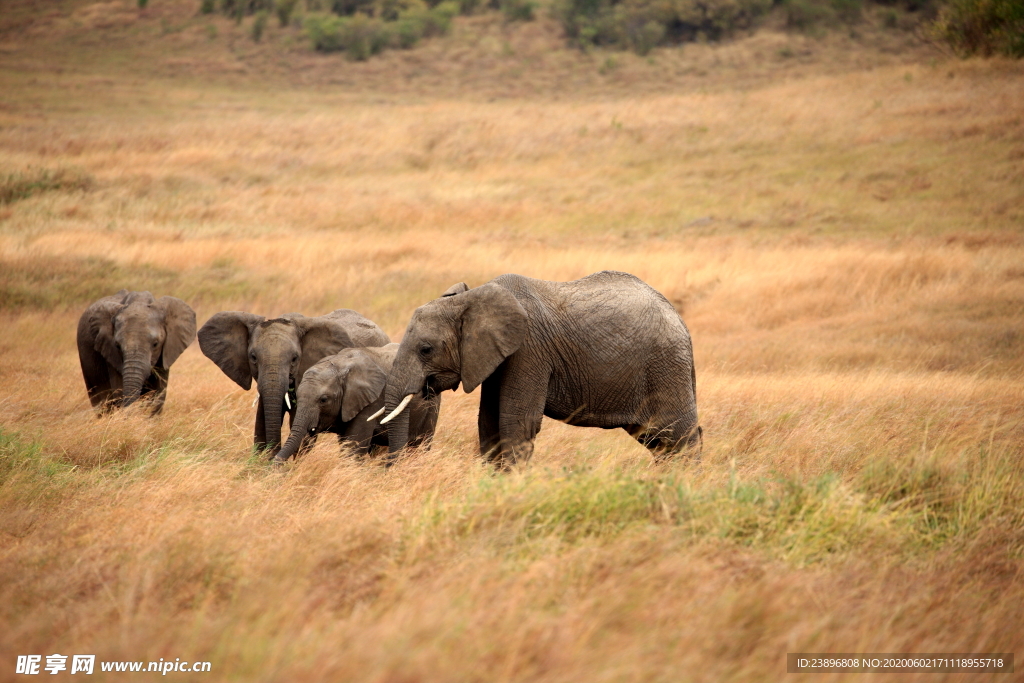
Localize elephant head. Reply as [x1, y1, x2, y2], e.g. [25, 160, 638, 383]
[382, 282, 527, 452]
[78, 290, 196, 411]
[273, 347, 391, 463]
[198, 310, 389, 454]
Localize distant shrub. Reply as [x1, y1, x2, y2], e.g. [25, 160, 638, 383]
[390, 0, 452, 45]
[201, 0, 216, 12]
[393, 13, 423, 45]
[306, 0, 455, 55]
[218, 0, 273, 20]
[276, 0, 299, 25]
[501, 0, 537, 21]
[783, 0, 835, 29]
[252, 10, 269, 39]
[554, 0, 772, 52]
[782, 0, 863, 31]
[932, 0, 1024, 57]
[305, 13, 390, 57]
[630, 18, 664, 53]
[331, 0, 376, 16]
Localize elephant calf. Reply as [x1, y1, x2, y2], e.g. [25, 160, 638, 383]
[272, 344, 440, 464]
[77, 290, 196, 415]
[380, 271, 701, 469]
[198, 309, 390, 456]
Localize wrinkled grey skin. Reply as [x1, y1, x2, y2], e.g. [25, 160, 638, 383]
[198, 309, 390, 456]
[384, 271, 701, 469]
[77, 290, 197, 415]
[273, 344, 440, 464]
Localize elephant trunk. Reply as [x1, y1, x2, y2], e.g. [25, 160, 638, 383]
[274, 404, 317, 463]
[384, 400, 410, 455]
[384, 345, 427, 454]
[120, 350, 151, 408]
[258, 372, 288, 454]
[384, 382, 415, 455]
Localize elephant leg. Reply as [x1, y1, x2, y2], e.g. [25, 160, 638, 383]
[494, 369, 547, 469]
[103, 366, 124, 412]
[341, 417, 376, 458]
[79, 346, 115, 412]
[628, 419, 702, 461]
[478, 373, 502, 462]
[254, 395, 268, 451]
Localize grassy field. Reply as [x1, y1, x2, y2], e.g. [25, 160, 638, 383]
[2, 0, 1023, 680]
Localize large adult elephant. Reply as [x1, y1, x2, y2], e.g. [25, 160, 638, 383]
[198, 309, 390, 456]
[272, 344, 439, 464]
[381, 271, 701, 468]
[77, 290, 197, 415]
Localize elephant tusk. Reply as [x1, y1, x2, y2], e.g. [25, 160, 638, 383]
[380, 394, 414, 425]
[366, 406, 386, 422]
[285, 392, 291, 410]
[252, 391, 260, 407]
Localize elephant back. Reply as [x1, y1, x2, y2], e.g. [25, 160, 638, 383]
[322, 309, 390, 348]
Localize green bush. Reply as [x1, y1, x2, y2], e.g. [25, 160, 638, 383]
[276, 0, 299, 25]
[630, 18, 664, 53]
[932, 0, 1024, 57]
[218, 0, 273, 19]
[392, 0, 457, 47]
[201, 0, 216, 12]
[251, 10, 269, 39]
[306, 0, 455, 56]
[554, 0, 772, 52]
[426, 0, 460, 31]
[502, 0, 537, 21]
[305, 13, 391, 57]
[782, 0, 862, 31]
[331, 0, 375, 16]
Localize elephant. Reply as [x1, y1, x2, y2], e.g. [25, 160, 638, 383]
[197, 308, 390, 455]
[272, 344, 440, 464]
[76, 290, 197, 415]
[380, 271, 701, 469]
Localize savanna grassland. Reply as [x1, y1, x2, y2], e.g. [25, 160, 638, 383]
[2, 0, 1024, 680]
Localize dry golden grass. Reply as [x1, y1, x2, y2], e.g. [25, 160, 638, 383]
[1, 1, 1023, 680]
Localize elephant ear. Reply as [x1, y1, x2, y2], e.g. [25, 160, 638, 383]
[441, 282, 469, 297]
[198, 311, 264, 390]
[87, 290, 130, 369]
[459, 282, 528, 394]
[157, 296, 197, 369]
[296, 316, 355, 381]
[340, 356, 388, 422]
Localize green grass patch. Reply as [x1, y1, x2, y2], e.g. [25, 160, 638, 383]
[0, 168, 94, 205]
[414, 442, 1024, 564]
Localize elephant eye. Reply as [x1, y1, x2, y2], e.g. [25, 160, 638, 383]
[419, 344, 433, 357]
[319, 395, 328, 404]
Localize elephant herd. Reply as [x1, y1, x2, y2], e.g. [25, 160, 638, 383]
[77, 271, 703, 469]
